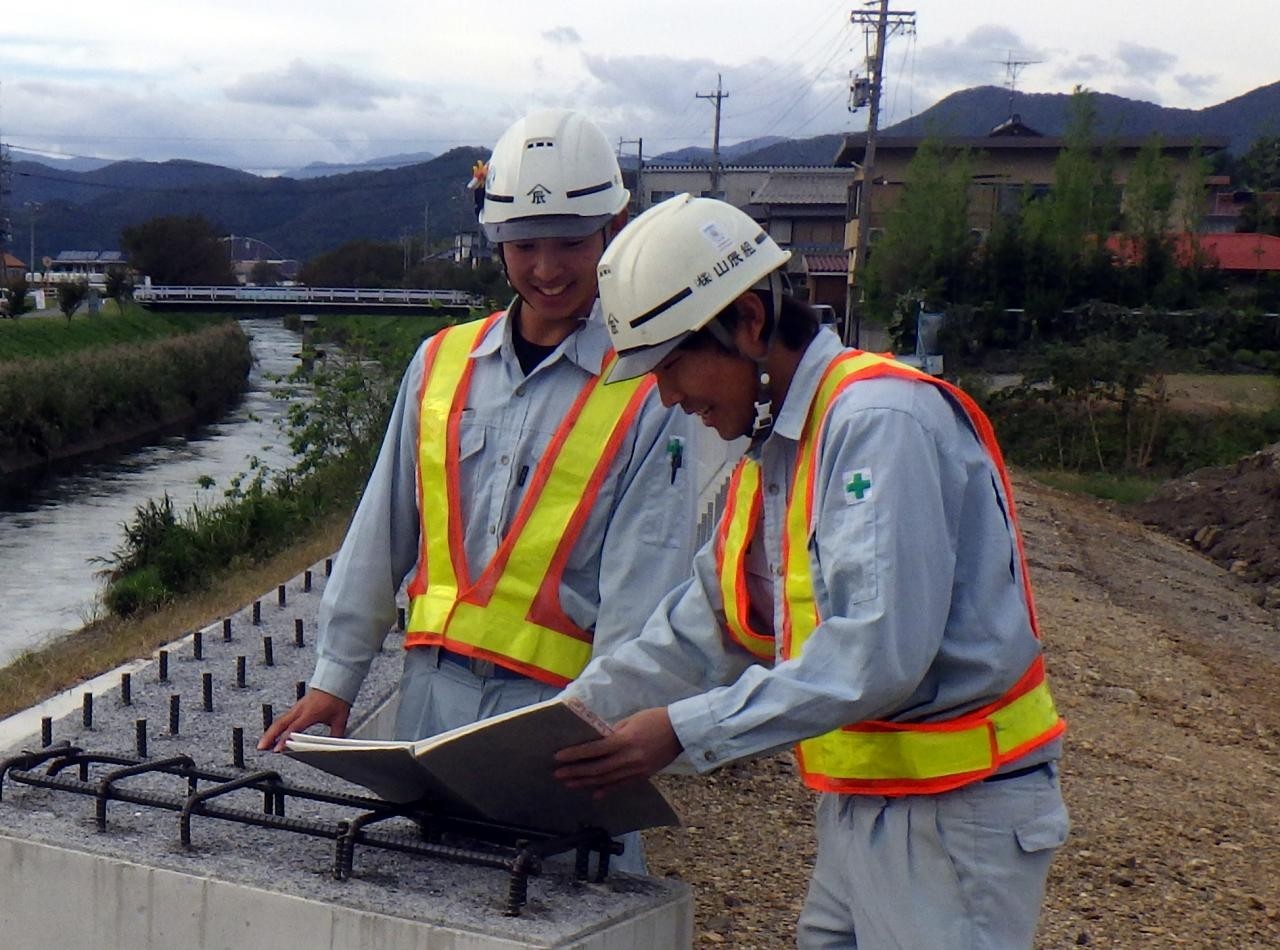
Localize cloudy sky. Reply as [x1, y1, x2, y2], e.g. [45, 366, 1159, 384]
[2, 0, 1273, 174]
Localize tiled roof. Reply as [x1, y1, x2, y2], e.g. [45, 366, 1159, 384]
[752, 170, 854, 205]
[1107, 233, 1280, 272]
[53, 250, 126, 262]
[802, 251, 849, 274]
[1, 252, 25, 269]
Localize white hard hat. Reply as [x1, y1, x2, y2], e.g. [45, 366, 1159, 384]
[598, 194, 791, 381]
[479, 109, 630, 242]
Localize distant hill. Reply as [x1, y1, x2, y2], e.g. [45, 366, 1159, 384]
[280, 151, 438, 180]
[9, 149, 487, 264]
[878, 82, 1280, 153]
[7, 81, 1277, 265]
[645, 135, 790, 166]
[8, 147, 115, 173]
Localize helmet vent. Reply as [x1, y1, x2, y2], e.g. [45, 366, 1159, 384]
[629, 286, 694, 329]
[566, 181, 614, 199]
[525, 139, 556, 149]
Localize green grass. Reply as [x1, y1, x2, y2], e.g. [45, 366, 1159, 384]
[309, 311, 483, 368]
[1027, 469, 1165, 504]
[0, 304, 229, 363]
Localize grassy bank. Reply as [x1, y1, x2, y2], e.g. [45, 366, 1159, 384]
[0, 320, 252, 474]
[0, 306, 228, 361]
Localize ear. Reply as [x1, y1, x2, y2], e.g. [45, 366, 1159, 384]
[730, 292, 769, 360]
[607, 209, 630, 239]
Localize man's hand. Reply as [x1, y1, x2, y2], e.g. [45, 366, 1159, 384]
[257, 688, 351, 752]
[553, 707, 682, 797]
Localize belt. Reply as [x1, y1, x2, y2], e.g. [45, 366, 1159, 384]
[437, 647, 525, 680]
[984, 761, 1051, 783]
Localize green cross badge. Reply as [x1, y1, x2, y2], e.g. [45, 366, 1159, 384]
[843, 469, 873, 504]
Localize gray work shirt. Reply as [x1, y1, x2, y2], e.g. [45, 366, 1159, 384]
[564, 328, 1061, 772]
[311, 302, 698, 703]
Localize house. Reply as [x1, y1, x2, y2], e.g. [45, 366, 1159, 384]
[44, 250, 129, 286]
[1, 251, 25, 284]
[834, 127, 1231, 287]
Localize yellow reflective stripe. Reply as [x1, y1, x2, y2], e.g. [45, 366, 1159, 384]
[414, 318, 491, 632]
[993, 677, 1062, 755]
[441, 372, 647, 681]
[799, 680, 1061, 781]
[784, 351, 884, 655]
[717, 461, 775, 660]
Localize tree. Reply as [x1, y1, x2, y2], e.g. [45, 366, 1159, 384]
[1018, 88, 1121, 318]
[104, 266, 135, 314]
[1236, 135, 1280, 190]
[121, 214, 236, 285]
[860, 135, 975, 337]
[298, 240, 403, 288]
[3, 276, 32, 318]
[249, 260, 283, 286]
[58, 279, 90, 322]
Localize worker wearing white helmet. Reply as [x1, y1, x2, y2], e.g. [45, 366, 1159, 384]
[262, 113, 697, 873]
[557, 194, 1069, 944]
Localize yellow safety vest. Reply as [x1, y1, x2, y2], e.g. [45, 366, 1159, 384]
[404, 313, 655, 686]
[716, 349, 1065, 796]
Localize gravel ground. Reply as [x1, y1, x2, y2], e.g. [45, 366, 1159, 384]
[640, 471, 1280, 949]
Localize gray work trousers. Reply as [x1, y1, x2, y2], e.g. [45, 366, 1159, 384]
[394, 645, 648, 875]
[797, 762, 1068, 949]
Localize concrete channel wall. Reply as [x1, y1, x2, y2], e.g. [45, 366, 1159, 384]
[0, 560, 692, 950]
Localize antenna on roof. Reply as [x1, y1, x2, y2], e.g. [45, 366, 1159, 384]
[994, 50, 1042, 119]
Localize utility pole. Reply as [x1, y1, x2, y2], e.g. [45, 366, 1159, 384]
[618, 137, 644, 211]
[696, 75, 729, 197]
[845, 1, 915, 346]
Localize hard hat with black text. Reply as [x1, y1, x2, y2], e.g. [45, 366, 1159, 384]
[597, 194, 790, 382]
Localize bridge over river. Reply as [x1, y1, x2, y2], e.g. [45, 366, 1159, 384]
[135, 284, 487, 316]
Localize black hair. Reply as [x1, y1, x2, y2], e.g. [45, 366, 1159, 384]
[679, 288, 819, 354]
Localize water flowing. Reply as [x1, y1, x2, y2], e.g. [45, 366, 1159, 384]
[0, 318, 307, 666]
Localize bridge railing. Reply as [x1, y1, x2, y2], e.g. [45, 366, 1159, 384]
[134, 285, 486, 308]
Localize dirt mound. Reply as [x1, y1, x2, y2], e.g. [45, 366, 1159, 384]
[1133, 442, 1280, 609]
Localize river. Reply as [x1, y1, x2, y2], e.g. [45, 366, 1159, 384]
[0, 318, 308, 667]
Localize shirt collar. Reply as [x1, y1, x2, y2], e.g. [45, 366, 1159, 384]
[768, 328, 846, 443]
[469, 297, 609, 377]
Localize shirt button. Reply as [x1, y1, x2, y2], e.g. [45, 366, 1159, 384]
[767, 483, 780, 496]
[703, 750, 716, 762]
[515, 386, 526, 397]
[776, 566, 785, 577]
[500, 455, 509, 465]
[489, 525, 496, 535]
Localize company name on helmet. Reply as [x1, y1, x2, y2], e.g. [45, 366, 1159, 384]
[695, 231, 770, 289]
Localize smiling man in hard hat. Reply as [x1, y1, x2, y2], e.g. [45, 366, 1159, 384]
[556, 193, 1068, 945]
[261, 112, 696, 871]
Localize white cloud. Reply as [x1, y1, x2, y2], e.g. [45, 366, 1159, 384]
[543, 26, 582, 45]
[224, 60, 398, 111]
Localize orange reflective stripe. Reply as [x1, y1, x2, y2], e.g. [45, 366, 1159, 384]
[715, 460, 773, 661]
[405, 319, 651, 686]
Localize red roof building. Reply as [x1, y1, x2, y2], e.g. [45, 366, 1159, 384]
[1107, 232, 1280, 273]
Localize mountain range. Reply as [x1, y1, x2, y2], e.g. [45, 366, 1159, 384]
[5, 82, 1277, 266]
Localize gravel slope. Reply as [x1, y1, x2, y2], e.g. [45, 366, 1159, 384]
[641, 472, 1280, 948]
